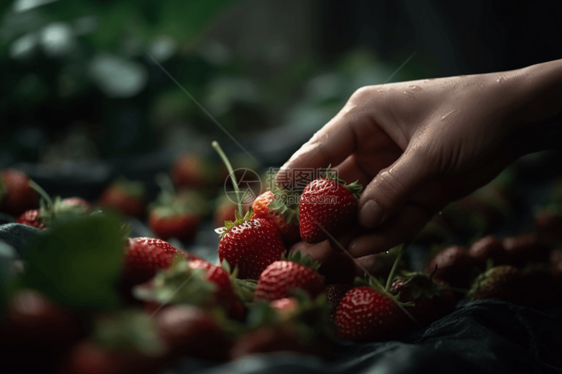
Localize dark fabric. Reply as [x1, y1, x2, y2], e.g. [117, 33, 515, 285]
[171, 300, 562, 374]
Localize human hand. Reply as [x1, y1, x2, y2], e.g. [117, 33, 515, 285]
[277, 60, 562, 271]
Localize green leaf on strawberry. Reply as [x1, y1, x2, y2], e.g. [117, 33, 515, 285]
[215, 208, 253, 237]
[282, 250, 321, 272]
[133, 256, 216, 306]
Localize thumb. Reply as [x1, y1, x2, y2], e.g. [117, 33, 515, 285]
[358, 148, 432, 229]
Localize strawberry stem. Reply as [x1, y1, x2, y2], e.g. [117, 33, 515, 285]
[29, 180, 54, 211]
[155, 173, 175, 197]
[212, 141, 242, 217]
[385, 242, 409, 292]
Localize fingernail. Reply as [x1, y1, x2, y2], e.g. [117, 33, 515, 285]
[359, 200, 384, 229]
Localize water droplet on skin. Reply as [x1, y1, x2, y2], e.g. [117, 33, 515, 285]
[497, 76, 504, 83]
[408, 85, 422, 92]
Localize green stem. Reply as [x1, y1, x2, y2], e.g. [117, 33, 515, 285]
[212, 141, 242, 216]
[29, 180, 53, 211]
[155, 173, 175, 202]
[385, 242, 409, 292]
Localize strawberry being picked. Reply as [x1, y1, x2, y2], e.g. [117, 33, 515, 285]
[336, 277, 411, 341]
[0, 169, 39, 217]
[148, 174, 202, 243]
[299, 167, 362, 243]
[254, 251, 325, 302]
[390, 271, 455, 326]
[98, 178, 147, 218]
[252, 187, 300, 246]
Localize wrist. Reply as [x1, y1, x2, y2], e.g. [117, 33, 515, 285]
[501, 60, 562, 153]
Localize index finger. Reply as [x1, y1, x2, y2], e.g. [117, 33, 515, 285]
[275, 107, 358, 188]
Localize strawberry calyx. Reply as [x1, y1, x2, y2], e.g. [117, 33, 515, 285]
[29, 181, 89, 226]
[221, 259, 257, 303]
[267, 185, 299, 225]
[93, 309, 165, 356]
[323, 165, 363, 199]
[133, 256, 216, 306]
[281, 251, 321, 272]
[214, 208, 253, 238]
[354, 274, 415, 309]
[394, 271, 444, 300]
[466, 265, 516, 301]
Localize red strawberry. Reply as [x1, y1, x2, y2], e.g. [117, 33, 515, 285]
[156, 305, 229, 361]
[467, 265, 521, 302]
[0, 169, 39, 217]
[149, 210, 200, 243]
[468, 235, 506, 267]
[16, 209, 45, 229]
[390, 272, 455, 326]
[218, 210, 285, 279]
[230, 326, 310, 360]
[98, 178, 146, 218]
[254, 251, 325, 302]
[336, 282, 409, 341]
[0, 289, 85, 371]
[270, 297, 299, 317]
[122, 237, 178, 286]
[535, 209, 562, 246]
[252, 189, 300, 246]
[299, 170, 362, 243]
[172, 153, 216, 189]
[501, 234, 550, 266]
[424, 245, 477, 288]
[326, 284, 352, 319]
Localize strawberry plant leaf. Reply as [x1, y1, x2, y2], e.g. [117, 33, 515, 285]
[22, 214, 123, 309]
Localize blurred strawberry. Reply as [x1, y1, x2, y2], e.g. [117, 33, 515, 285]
[213, 195, 248, 228]
[60, 311, 165, 374]
[467, 265, 521, 302]
[501, 234, 550, 266]
[231, 294, 333, 360]
[15, 184, 91, 229]
[254, 251, 325, 302]
[468, 235, 506, 267]
[218, 210, 285, 279]
[390, 272, 455, 326]
[0, 169, 39, 217]
[424, 245, 478, 288]
[156, 305, 230, 361]
[252, 188, 300, 246]
[0, 289, 85, 371]
[326, 284, 352, 320]
[172, 153, 216, 189]
[98, 178, 146, 218]
[16, 209, 45, 229]
[121, 237, 178, 287]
